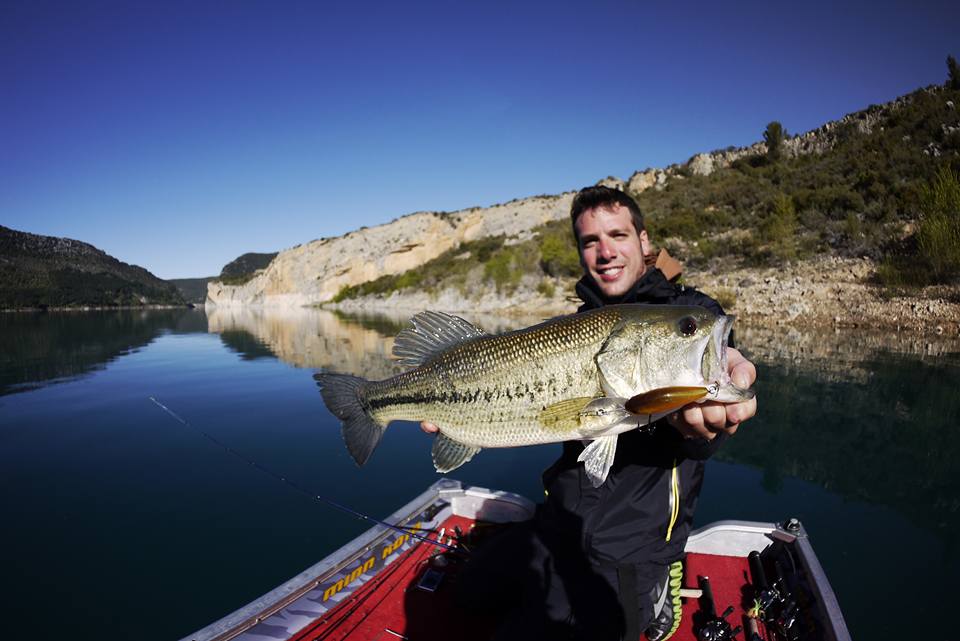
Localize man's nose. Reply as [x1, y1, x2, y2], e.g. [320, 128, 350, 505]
[597, 238, 616, 260]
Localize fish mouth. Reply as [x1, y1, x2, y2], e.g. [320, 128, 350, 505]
[703, 314, 754, 403]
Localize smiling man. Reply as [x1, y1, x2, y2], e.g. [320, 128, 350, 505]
[537, 185, 758, 641]
[424, 185, 757, 641]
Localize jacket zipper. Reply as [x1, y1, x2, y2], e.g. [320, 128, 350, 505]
[665, 459, 680, 542]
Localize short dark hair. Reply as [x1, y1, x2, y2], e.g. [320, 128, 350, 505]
[570, 186, 645, 240]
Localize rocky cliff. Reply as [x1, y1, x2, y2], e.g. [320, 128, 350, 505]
[207, 84, 952, 311]
[206, 193, 573, 307]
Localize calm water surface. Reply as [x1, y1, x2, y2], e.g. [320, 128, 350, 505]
[1, 308, 958, 640]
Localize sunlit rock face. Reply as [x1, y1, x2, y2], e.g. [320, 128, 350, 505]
[205, 193, 574, 309]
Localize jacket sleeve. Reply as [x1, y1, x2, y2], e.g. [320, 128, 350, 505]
[656, 420, 728, 461]
[677, 431, 728, 460]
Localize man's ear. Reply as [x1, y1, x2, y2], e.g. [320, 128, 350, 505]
[639, 229, 652, 256]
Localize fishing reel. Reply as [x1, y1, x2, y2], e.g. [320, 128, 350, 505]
[695, 575, 742, 641]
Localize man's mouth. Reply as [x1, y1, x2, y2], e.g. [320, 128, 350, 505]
[597, 266, 623, 281]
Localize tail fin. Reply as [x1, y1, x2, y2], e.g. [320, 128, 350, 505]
[315, 373, 386, 466]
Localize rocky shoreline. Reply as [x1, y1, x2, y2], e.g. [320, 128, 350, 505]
[693, 256, 960, 335]
[325, 255, 960, 338]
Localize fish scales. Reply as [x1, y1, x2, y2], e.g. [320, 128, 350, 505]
[365, 309, 621, 447]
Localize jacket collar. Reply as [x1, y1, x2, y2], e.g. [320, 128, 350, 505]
[575, 267, 678, 311]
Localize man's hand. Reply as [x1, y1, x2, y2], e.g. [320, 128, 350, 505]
[421, 421, 439, 434]
[666, 347, 757, 440]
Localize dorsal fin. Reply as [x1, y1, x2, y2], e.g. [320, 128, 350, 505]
[392, 310, 487, 367]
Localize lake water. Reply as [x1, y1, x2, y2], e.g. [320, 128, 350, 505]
[1, 308, 958, 640]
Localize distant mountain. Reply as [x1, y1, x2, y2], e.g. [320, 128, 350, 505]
[0, 226, 185, 309]
[217, 252, 278, 285]
[169, 277, 215, 305]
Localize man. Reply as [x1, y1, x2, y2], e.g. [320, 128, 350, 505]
[423, 186, 757, 640]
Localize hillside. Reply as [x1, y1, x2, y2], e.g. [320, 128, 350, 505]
[217, 252, 278, 284]
[326, 81, 960, 332]
[171, 253, 278, 304]
[169, 277, 215, 305]
[0, 226, 185, 309]
[205, 66, 960, 334]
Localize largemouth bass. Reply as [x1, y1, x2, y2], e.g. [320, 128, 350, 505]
[316, 305, 753, 486]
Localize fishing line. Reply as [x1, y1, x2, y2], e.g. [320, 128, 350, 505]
[148, 396, 459, 552]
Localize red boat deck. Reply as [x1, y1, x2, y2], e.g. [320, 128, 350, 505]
[291, 514, 765, 641]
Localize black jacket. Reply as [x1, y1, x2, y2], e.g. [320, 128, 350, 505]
[538, 267, 728, 567]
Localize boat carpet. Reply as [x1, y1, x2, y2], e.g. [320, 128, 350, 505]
[292, 514, 759, 641]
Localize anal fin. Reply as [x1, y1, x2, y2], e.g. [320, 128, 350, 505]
[432, 433, 482, 473]
[577, 435, 619, 487]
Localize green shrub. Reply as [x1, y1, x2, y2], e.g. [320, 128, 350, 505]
[219, 272, 258, 286]
[537, 280, 556, 298]
[761, 194, 799, 263]
[917, 165, 960, 280]
[707, 286, 737, 311]
[538, 227, 581, 277]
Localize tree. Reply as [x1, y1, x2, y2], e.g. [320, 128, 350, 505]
[763, 121, 787, 162]
[762, 193, 798, 263]
[947, 55, 960, 90]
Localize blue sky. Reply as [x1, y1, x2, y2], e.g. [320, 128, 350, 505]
[2, 0, 958, 279]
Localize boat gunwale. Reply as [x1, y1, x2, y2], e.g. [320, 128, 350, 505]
[179, 478, 462, 641]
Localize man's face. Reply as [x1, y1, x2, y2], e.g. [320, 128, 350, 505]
[575, 204, 651, 298]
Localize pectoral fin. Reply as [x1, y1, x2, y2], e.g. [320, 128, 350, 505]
[578, 397, 631, 430]
[578, 435, 619, 487]
[432, 433, 482, 473]
[625, 386, 708, 415]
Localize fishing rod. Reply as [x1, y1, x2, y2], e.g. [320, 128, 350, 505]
[148, 396, 460, 553]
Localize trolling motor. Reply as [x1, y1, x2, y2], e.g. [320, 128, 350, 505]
[696, 575, 742, 641]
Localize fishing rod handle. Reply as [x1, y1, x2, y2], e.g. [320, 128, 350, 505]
[698, 575, 717, 617]
[749, 551, 769, 589]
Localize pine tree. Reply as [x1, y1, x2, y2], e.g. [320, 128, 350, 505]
[763, 121, 787, 162]
[947, 55, 960, 90]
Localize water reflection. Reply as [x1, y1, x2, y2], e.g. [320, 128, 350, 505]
[206, 306, 403, 378]
[205, 306, 550, 379]
[0, 308, 205, 396]
[723, 337, 960, 547]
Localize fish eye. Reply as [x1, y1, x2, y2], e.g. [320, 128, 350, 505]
[678, 316, 697, 336]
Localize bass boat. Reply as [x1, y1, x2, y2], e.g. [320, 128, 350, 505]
[181, 479, 850, 641]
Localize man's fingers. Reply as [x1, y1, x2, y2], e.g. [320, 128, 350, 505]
[727, 348, 757, 389]
[726, 396, 757, 426]
[420, 421, 439, 434]
[670, 406, 716, 440]
[697, 402, 727, 429]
